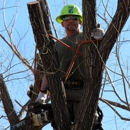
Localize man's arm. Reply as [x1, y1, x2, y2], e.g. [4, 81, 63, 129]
[35, 75, 48, 103]
[41, 75, 48, 90]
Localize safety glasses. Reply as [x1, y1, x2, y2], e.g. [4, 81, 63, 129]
[62, 16, 80, 21]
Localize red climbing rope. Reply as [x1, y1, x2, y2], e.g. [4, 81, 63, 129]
[34, 34, 97, 92]
[48, 34, 97, 82]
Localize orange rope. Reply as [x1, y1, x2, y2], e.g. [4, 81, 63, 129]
[49, 34, 82, 55]
[34, 34, 97, 93]
[48, 34, 97, 82]
[63, 39, 97, 82]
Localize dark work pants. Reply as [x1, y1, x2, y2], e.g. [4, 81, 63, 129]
[67, 100, 81, 122]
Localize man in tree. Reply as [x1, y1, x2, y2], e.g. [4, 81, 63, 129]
[36, 4, 104, 129]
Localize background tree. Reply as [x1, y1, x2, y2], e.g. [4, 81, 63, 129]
[0, 0, 130, 130]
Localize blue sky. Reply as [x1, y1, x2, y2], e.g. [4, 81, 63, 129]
[0, 0, 130, 130]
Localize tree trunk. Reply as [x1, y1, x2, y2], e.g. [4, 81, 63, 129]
[0, 74, 19, 125]
[72, 0, 130, 130]
[101, 0, 130, 60]
[72, 1, 101, 129]
[27, 1, 71, 130]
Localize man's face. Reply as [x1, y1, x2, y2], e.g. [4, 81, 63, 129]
[61, 15, 82, 32]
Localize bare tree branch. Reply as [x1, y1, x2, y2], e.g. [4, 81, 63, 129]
[0, 34, 34, 73]
[0, 74, 19, 125]
[99, 98, 130, 121]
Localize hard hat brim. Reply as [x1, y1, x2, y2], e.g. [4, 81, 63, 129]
[56, 14, 83, 24]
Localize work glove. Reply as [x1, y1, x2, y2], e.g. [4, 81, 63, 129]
[35, 92, 46, 104]
[91, 24, 104, 40]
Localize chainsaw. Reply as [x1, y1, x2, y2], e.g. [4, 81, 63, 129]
[10, 102, 54, 130]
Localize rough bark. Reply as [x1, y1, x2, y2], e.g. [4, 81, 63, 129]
[0, 74, 19, 125]
[72, 0, 130, 130]
[2, 0, 129, 130]
[27, 1, 71, 130]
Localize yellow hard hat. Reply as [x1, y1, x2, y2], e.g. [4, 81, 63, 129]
[56, 4, 83, 23]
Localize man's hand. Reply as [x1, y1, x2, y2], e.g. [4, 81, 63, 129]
[91, 24, 104, 40]
[35, 92, 46, 104]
